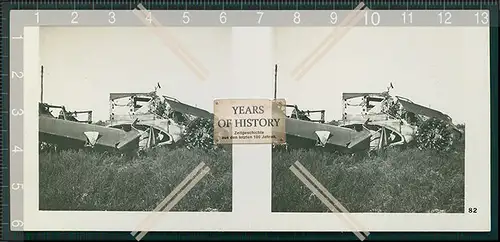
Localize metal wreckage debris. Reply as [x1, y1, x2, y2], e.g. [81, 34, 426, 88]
[107, 89, 213, 151]
[273, 65, 463, 153]
[39, 74, 215, 154]
[39, 64, 463, 155]
[39, 89, 215, 153]
[276, 103, 372, 153]
[338, 86, 463, 152]
[276, 85, 463, 153]
[270, 64, 372, 153]
[39, 104, 142, 153]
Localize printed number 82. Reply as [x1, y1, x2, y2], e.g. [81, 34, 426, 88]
[468, 207, 477, 213]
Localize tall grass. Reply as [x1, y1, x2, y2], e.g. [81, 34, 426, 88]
[39, 147, 232, 211]
[272, 138, 465, 213]
[40, 137, 464, 213]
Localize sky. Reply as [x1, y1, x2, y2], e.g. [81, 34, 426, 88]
[39, 27, 232, 122]
[273, 26, 490, 125]
[38, 26, 489, 124]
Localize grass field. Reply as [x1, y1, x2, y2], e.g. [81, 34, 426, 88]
[272, 136, 465, 213]
[39, 147, 232, 211]
[40, 134, 464, 213]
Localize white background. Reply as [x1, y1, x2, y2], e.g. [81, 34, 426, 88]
[22, 25, 491, 232]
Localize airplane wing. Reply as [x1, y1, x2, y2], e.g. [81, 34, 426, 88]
[282, 118, 372, 153]
[39, 115, 142, 152]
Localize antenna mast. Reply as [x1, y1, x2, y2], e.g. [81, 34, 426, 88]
[274, 64, 278, 100]
[40, 65, 44, 103]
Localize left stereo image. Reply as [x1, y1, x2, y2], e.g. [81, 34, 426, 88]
[36, 27, 233, 212]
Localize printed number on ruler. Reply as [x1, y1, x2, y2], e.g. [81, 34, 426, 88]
[11, 71, 24, 79]
[12, 220, 24, 228]
[257, 11, 264, 24]
[11, 183, 24, 190]
[293, 12, 300, 24]
[330, 12, 338, 24]
[11, 109, 24, 116]
[109, 11, 116, 24]
[364, 11, 380, 26]
[12, 145, 23, 153]
[71, 11, 79, 24]
[438, 11, 452, 25]
[220, 11, 227, 24]
[183, 12, 190, 24]
[402, 11, 413, 24]
[475, 11, 488, 25]
[35, 11, 39, 23]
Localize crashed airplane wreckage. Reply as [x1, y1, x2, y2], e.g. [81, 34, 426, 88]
[276, 89, 462, 153]
[271, 65, 372, 153]
[272, 65, 461, 153]
[107, 91, 212, 150]
[39, 89, 213, 153]
[338, 87, 463, 151]
[278, 104, 373, 153]
[39, 108, 141, 153]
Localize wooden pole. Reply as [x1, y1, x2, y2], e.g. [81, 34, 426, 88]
[274, 64, 278, 100]
[40, 65, 44, 103]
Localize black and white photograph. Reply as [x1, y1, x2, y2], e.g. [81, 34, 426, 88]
[15, 7, 491, 233]
[271, 25, 488, 213]
[37, 26, 233, 212]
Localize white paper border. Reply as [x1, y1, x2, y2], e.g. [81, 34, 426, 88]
[22, 26, 491, 232]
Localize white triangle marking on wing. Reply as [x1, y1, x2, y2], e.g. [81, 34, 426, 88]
[84, 131, 100, 147]
[315, 131, 331, 147]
